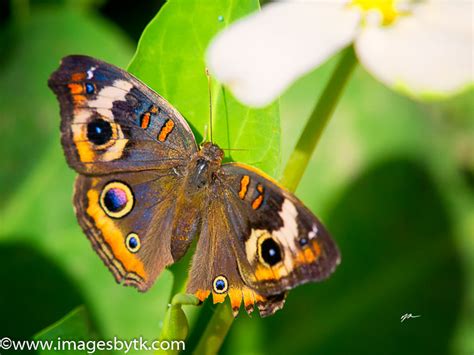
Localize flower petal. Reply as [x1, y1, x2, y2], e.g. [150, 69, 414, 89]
[355, 1, 473, 99]
[207, 1, 360, 107]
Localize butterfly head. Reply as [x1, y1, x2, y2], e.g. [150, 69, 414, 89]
[199, 142, 224, 164]
[188, 142, 224, 189]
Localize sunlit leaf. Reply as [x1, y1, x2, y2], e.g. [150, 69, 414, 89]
[128, 0, 280, 176]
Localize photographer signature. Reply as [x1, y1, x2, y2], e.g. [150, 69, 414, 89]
[401, 313, 421, 323]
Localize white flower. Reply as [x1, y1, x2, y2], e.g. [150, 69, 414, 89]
[207, 0, 473, 107]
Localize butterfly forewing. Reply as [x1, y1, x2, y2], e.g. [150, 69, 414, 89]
[48, 55, 197, 175]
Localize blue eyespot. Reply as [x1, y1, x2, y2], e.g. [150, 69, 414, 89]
[260, 238, 282, 266]
[215, 279, 225, 290]
[103, 188, 128, 213]
[128, 236, 138, 249]
[213, 275, 228, 294]
[126, 233, 141, 253]
[299, 237, 308, 247]
[87, 118, 112, 145]
[85, 83, 95, 94]
[100, 182, 134, 219]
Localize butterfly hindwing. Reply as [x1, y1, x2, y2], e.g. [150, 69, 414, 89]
[186, 162, 340, 316]
[48, 55, 197, 175]
[73, 169, 202, 291]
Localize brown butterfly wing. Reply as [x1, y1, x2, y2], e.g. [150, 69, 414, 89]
[48, 55, 197, 175]
[73, 172, 178, 290]
[49, 56, 200, 290]
[187, 163, 340, 316]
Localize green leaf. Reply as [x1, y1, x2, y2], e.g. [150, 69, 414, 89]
[128, 0, 280, 176]
[34, 306, 106, 355]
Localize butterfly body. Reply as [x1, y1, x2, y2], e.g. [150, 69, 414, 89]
[49, 55, 340, 317]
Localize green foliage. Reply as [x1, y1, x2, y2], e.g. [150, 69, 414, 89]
[34, 307, 105, 355]
[0, 1, 472, 354]
[128, 0, 281, 176]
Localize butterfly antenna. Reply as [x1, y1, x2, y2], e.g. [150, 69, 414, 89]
[221, 148, 251, 152]
[206, 68, 213, 143]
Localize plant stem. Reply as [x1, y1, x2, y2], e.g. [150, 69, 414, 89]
[194, 45, 358, 355]
[281, 45, 357, 191]
[193, 302, 233, 355]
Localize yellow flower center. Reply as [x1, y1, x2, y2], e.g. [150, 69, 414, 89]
[350, 0, 401, 25]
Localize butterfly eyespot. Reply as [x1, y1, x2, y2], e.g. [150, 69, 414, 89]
[259, 236, 283, 267]
[100, 181, 134, 218]
[213, 275, 228, 294]
[299, 237, 309, 247]
[85, 83, 95, 94]
[125, 233, 141, 253]
[87, 118, 113, 146]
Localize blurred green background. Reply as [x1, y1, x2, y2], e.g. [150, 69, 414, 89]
[0, 1, 473, 354]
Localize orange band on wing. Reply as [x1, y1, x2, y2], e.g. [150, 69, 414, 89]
[75, 141, 96, 163]
[251, 184, 264, 210]
[158, 119, 175, 141]
[242, 287, 256, 310]
[311, 240, 321, 259]
[194, 285, 270, 316]
[254, 263, 287, 281]
[140, 112, 151, 129]
[195, 289, 210, 302]
[71, 72, 86, 81]
[86, 189, 147, 280]
[295, 240, 321, 264]
[72, 94, 87, 105]
[68, 83, 84, 94]
[212, 292, 226, 304]
[229, 288, 242, 311]
[239, 175, 250, 199]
